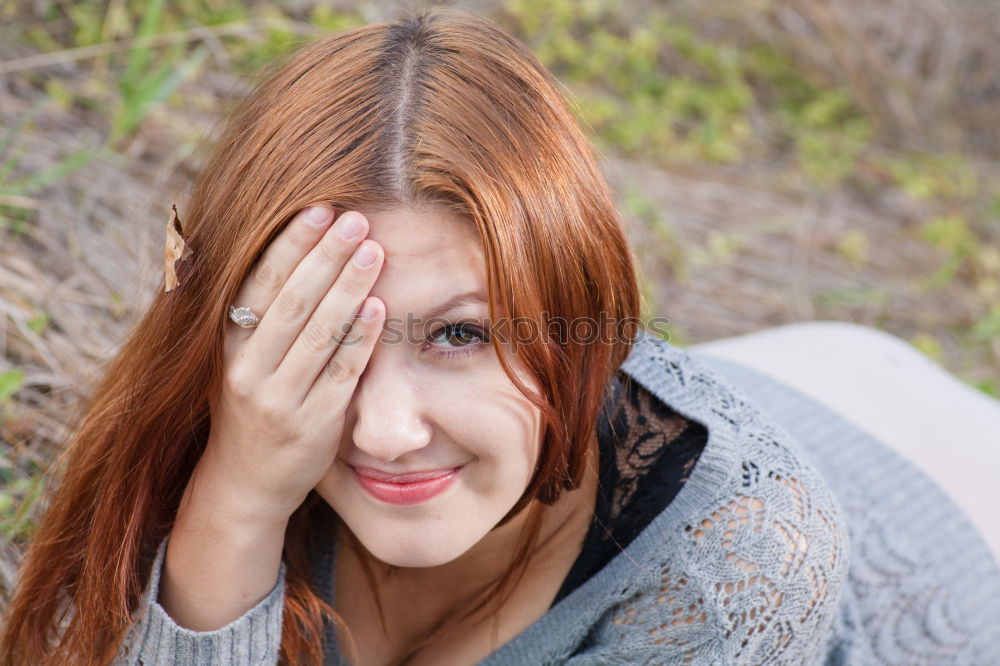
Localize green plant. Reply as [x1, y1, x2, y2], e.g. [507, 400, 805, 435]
[919, 215, 977, 289]
[970, 305, 1000, 343]
[500, 0, 875, 185]
[501, 0, 754, 163]
[0, 99, 101, 235]
[909, 332, 944, 362]
[107, 0, 211, 147]
[0, 471, 46, 542]
[968, 378, 999, 398]
[0, 369, 25, 403]
[27, 311, 49, 335]
[835, 229, 870, 266]
[814, 286, 889, 308]
[746, 45, 872, 186]
[882, 153, 978, 201]
[622, 185, 688, 282]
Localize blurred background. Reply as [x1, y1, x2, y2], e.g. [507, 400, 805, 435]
[1, 0, 999, 595]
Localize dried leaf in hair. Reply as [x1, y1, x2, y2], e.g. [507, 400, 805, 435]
[164, 204, 193, 293]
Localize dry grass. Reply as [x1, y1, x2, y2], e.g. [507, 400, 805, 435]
[680, 0, 1000, 154]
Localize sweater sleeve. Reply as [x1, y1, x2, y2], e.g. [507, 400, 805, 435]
[114, 534, 286, 665]
[565, 436, 851, 664]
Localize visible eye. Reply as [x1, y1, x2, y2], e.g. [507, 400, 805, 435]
[425, 323, 490, 359]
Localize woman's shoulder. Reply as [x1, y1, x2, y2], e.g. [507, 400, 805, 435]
[618, 330, 852, 534]
[554, 331, 853, 663]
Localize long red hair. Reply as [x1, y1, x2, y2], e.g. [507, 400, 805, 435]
[0, 7, 640, 665]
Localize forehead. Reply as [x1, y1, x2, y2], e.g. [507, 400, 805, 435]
[361, 206, 486, 310]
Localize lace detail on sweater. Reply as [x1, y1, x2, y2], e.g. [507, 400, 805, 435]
[585, 340, 850, 664]
[606, 373, 703, 522]
[553, 372, 707, 605]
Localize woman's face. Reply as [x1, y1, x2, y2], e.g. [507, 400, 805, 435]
[314, 205, 543, 568]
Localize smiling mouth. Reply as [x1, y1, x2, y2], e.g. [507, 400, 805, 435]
[350, 465, 460, 483]
[349, 465, 463, 505]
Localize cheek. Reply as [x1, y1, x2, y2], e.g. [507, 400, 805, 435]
[415, 363, 542, 484]
[460, 372, 542, 481]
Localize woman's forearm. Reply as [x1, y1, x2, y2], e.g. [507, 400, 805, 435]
[158, 457, 289, 632]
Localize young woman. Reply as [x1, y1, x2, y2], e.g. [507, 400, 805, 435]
[2, 8, 999, 666]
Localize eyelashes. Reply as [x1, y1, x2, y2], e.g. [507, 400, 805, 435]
[425, 322, 490, 360]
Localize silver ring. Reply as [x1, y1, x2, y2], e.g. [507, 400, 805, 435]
[229, 305, 261, 329]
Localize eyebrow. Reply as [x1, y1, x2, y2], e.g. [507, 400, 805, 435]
[420, 290, 488, 320]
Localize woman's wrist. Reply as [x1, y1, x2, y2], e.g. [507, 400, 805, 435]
[182, 444, 304, 529]
[162, 470, 289, 631]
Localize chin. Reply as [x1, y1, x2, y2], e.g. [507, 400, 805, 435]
[353, 523, 476, 568]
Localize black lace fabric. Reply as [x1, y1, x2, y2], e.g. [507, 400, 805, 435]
[552, 371, 708, 606]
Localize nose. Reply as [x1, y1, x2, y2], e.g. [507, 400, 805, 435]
[348, 348, 432, 463]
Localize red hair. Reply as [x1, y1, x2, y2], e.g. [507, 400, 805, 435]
[0, 7, 640, 665]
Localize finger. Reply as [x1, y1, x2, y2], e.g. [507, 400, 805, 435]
[226, 205, 339, 352]
[274, 238, 384, 402]
[302, 295, 385, 413]
[240, 213, 372, 377]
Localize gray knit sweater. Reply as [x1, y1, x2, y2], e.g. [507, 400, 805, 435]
[116, 329, 1000, 664]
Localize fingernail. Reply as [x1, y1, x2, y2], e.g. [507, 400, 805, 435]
[360, 299, 379, 322]
[353, 242, 377, 268]
[305, 206, 333, 227]
[336, 213, 366, 241]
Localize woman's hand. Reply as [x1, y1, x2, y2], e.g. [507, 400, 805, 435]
[196, 204, 385, 527]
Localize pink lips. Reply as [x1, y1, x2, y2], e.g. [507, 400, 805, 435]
[350, 465, 462, 506]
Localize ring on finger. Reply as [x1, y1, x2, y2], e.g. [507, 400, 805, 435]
[229, 305, 262, 328]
